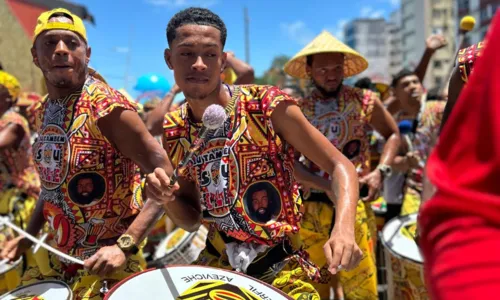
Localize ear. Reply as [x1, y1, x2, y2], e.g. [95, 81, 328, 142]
[164, 49, 173, 70]
[220, 51, 227, 73]
[31, 47, 40, 68]
[86, 46, 92, 65]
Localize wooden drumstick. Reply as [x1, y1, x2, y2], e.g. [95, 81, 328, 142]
[0, 216, 84, 265]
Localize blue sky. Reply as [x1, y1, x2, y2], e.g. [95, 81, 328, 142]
[72, 0, 400, 99]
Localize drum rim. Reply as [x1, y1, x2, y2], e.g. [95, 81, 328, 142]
[0, 279, 73, 300]
[0, 257, 22, 275]
[380, 213, 423, 265]
[104, 264, 293, 299]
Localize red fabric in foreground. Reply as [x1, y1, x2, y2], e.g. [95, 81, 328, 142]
[419, 11, 500, 299]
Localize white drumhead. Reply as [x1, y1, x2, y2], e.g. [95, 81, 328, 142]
[0, 258, 21, 275]
[153, 228, 193, 260]
[0, 280, 72, 300]
[106, 266, 291, 300]
[382, 213, 423, 263]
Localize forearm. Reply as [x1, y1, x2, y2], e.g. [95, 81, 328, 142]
[392, 155, 410, 172]
[145, 93, 176, 136]
[227, 56, 254, 85]
[378, 133, 399, 166]
[330, 162, 358, 233]
[293, 161, 330, 191]
[123, 200, 165, 244]
[415, 48, 435, 82]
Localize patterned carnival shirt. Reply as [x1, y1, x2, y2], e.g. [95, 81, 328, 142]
[163, 85, 304, 247]
[299, 86, 375, 180]
[32, 75, 144, 260]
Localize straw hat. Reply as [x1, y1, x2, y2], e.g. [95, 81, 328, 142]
[284, 30, 368, 79]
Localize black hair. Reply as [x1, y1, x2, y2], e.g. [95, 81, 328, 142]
[166, 7, 227, 48]
[354, 77, 379, 92]
[306, 55, 313, 67]
[391, 68, 417, 88]
[427, 86, 444, 101]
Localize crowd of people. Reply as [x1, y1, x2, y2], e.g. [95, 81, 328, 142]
[0, 5, 498, 300]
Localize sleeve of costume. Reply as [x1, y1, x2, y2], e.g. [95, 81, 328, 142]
[261, 86, 299, 137]
[92, 87, 138, 120]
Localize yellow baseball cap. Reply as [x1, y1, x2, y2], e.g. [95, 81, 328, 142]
[33, 8, 87, 44]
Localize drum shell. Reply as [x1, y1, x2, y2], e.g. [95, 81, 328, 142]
[0, 280, 72, 300]
[149, 226, 208, 268]
[0, 217, 22, 294]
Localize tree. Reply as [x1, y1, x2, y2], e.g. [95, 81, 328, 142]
[255, 55, 291, 86]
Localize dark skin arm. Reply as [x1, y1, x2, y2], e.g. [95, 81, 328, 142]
[144, 84, 181, 136]
[226, 52, 255, 85]
[440, 67, 464, 133]
[0, 123, 25, 151]
[84, 108, 189, 276]
[360, 95, 400, 201]
[272, 102, 362, 274]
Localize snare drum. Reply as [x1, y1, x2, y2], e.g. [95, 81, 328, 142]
[0, 280, 72, 300]
[104, 265, 292, 300]
[382, 213, 428, 300]
[149, 226, 208, 267]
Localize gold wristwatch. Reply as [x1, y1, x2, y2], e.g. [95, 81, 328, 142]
[117, 234, 139, 255]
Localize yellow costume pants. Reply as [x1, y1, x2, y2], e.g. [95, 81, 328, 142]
[300, 200, 378, 300]
[0, 190, 36, 294]
[193, 231, 320, 300]
[20, 247, 146, 300]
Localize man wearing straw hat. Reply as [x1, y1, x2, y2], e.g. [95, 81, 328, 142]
[1, 8, 179, 299]
[284, 30, 400, 299]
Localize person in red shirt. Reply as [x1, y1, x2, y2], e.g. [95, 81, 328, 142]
[419, 12, 500, 299]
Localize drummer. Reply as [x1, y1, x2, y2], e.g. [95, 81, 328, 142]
[1, 8, 177, 299]
[147, 7, 363, 298]
[0, 71, 40, 229]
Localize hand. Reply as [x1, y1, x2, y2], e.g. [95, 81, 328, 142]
[406, 151, 421, 169]
[426, 34, 447, 52]
[359, 170, 382, 202]
[145, 168, 179, 206]
[0, 236, 32, 262]
[323, 228, 362, 274]
[226, 51, 235, 58]
[84, 245, 126, 277]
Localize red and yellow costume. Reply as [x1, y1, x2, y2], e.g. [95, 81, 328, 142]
[163, 85, 320, 299]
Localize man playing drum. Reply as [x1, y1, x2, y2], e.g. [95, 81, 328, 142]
[147, 7, 363, 299]
[1, 8, 177, 299]
[284, 31, 400, 299]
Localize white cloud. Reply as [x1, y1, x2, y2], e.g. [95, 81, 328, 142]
[376, 0, 399, 7]
[360, 6, 385, 19]
[280, 21, 315, 46]
[145, 0, 217, 8]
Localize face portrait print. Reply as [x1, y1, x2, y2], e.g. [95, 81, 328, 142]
[243, 182, 282, 224]
[68, 172, 105, 206]
[342, 139, 361, 160]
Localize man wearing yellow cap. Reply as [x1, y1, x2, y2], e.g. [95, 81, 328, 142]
[285, 31, 400, 299]
[0, 9, 178, 299]
[0, 71, 41, 293]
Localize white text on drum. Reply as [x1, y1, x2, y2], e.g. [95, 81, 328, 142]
[181, 273, 233, 284]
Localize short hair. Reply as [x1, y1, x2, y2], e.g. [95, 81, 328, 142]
[166, 7, 227, 48]
[354, 77, 376, 91]
[391, 68, 417, 87]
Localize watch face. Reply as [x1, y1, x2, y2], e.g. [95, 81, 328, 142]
[119, 236, 133, 249]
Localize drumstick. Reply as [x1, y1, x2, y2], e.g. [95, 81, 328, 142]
[0, 258, 8, 266]
[168, 104, 227, 188]
[0, 216, 84, 265]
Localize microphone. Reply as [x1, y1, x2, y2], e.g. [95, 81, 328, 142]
[440, 16, 476, 95]
[168, 104, 227, 188]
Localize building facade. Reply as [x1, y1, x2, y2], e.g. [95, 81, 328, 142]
[344, 18, 391, 83]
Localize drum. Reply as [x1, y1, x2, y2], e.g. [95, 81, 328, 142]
[381, 213, 428, 300]
[0, 280, 72, 299]
[149, 225, 208, 267]
[104, 265, 292, 299]
[0, 217, 22, 294]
